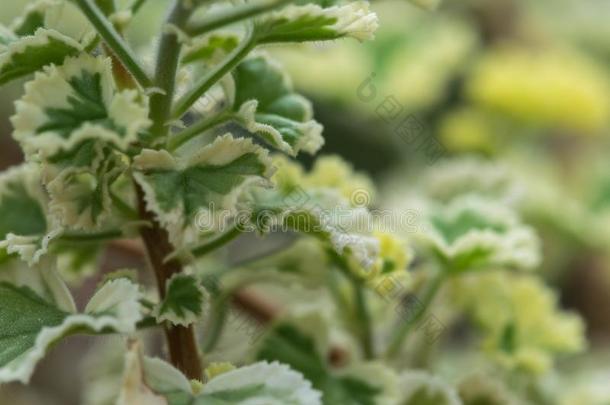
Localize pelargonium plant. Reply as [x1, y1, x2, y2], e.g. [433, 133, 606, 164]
[0, 0, 586, 404]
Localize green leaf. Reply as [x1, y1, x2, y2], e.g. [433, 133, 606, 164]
[232, 54, 323, 156]
[0, 277, 142, 383]
[256, 2, 378, 44]
[0, 164, 61, 265]
[155, 274, 206, 326]
[118, 342, 323, 404]
[11, 53, 150, 160]
[419, 196, 540, 273]
[257, 324, 382, 405]
[133, 134, 274, 247]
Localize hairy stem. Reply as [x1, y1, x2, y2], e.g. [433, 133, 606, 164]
[135, 184, 203, 380]
[148, 1, 193, 139]
[192, 225, 242, 257]
[167, 111, 233, 151]
[75, 0, 152, 88]
[385, 271, 444, 358]
[353, 279, 375, 359]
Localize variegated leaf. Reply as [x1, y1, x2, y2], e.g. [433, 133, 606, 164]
[233, 54, 324, 156]
[133, 134, 274, 247]
[0, 164, 61, 265]
[182, 32, 240, 65]
[243, 187, 380, 276]
[0, 277, 141, 384]
[256, 2, 378, 43]
[11, 54, 150, 160]
[418, 196, 541, 273]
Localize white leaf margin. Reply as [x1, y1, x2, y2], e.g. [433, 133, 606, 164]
[0, 27, 82, 83]
[119, 344, 323, 404]
[133, 133, 274, 247]
[261, 2, 379, 42]
[0, 163, 63, 265]
[11, 54, 150, 159]
[236, 99, 324, 157]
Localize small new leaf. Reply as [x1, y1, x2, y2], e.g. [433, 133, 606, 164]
[155, 274, 205, 326]
[233, 54, 324, 156]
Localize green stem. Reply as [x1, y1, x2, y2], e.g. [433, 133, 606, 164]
[172, 29, 256, 120]
[74, 0, 152, 88]
[192, 226, 242, 257]
[185, 0, 290, 37]
[352, 279, 375, 359]
[385, 271, 445, 358]
[167, 111, 233, 151]
[60, 229, 123, 242]
[148, 0, 193, 139]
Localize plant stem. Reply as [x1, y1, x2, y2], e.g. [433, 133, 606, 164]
[129, 0, 148, 15]
[202, 295, 230, 352]
[385, 271, 445, 358]
[192, 225, 242, 257]
[185, 0, 290, 37]
[172, 30, 256, 120]
[135, 184, 203, 380]
[74, 0, 152, 88]
[352, 279, 375, 359]
[167, 111, 233, 151]
[60, 229, 123, 242]
[148, 0, 193, 139]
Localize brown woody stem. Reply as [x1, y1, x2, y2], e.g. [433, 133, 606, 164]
[135, 184, 203, 380]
